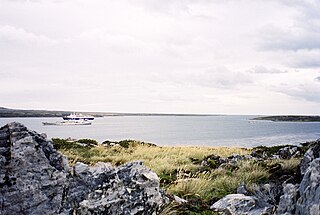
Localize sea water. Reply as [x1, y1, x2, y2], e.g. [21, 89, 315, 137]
[0, 115, 319, 147]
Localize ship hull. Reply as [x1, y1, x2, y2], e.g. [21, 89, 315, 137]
[42, 121, 92, 126]
[63, 117, 94, 120]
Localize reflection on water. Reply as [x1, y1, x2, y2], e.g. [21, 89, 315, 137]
[0, 115, 319, 147]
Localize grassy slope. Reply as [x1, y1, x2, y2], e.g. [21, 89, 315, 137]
[53, 139, 301, 214]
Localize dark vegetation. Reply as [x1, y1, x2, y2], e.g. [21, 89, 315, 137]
[252, 115, 320, 122]
[0, 107, 104, 118]
[102, 139, 157, 148]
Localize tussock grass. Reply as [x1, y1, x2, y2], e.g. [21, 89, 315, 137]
[55, 139, 250, 175]
[268, 158, 301, 171]
[53, 138, 301, 214]
[168, 160, 270, 201]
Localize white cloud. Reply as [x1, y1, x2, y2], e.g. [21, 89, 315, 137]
[0, 25, 57, 46]
[0, 0, 319, 114]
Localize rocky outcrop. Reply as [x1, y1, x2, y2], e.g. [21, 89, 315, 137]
[210, 141, 320, 215]
[0, 122, 168, 215]
[77, 161, 166, 214]
[299, 141, 320, 175]
[0, 122, 69, 214]
[277, 146, 301, 159]
[294, 143, 320, 215]
[199, 144, 307, 172]
[276, 183, 298, 215]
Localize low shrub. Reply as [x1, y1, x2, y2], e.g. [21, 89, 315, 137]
[77, 138, 98, 146]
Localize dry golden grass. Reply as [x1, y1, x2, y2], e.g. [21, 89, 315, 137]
[54, 139, 303, 214]
[268, 158, 301, 171]
[59, 144, 251, 175]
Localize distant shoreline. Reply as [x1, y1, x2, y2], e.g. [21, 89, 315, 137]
[1, 107, 319, 120]
[252, 115, 320, 122]
[0, 107, 220, 118]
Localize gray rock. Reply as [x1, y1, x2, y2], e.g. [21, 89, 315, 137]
[211, 142, 320, 215]
[276, 183, 298, 215]
[237, 182, 281, 207]
[237, 182, 250, 196]
[200, 154, 226, 169]
[210, 194, 272, 215]
[74, 162, 90, 175]
[0, 122, 69, 215]
[228, 154, 245, 165]
[0, 122, 168, 215]
[296, 158, 320, 215]
[300, 143, 320, 175]
[77, 161, 168, 215]
[277, 146, 300, 159]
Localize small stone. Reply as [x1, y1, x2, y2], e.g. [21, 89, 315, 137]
[173, 195, 188, 204]
[142, 171, 159, 181]
[74, 162, 89, 175]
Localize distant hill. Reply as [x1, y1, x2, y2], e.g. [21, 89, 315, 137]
[0, 107, 215, 118]
[0, 107, 73, 118]
[252, 115, 320, 122]
[0, 107, 110, 118]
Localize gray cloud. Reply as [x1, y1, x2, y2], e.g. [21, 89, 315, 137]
[279, 0, 320, 19]
[255, 1, 320, 69]
[293, 60, 320, 68]
[284, 50, 320, 68]
[249, 66, 287, 74]
[284, 90, 320, 103]
[270, 76, 320, 103]
[151, 67, 254, 89]
[189, 68, 253, 89]
[258, 24, 320, 52]
[315, 76, 320, 82]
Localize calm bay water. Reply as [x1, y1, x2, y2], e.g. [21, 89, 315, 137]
[1, 115, 319, 147]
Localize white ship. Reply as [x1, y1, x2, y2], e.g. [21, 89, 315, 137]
[62, 113, 95, 121]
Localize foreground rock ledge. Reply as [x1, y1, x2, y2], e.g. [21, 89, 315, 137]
[210, 141, 320, 215]
[0, 122, 168, 215]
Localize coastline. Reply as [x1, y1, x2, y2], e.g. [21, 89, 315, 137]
[0, 107, 219, 118]
[252, 115, 320, 122]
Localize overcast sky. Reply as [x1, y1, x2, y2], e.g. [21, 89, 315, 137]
[1, 0, 320, 114]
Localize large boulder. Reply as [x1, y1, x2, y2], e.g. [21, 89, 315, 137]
[299, 142, 320, 175]
[0, 122, 168, 215]
[275, 142, 320, 215]
[77, 161, 166, 214]
[295, 143, 320, 215]
[276, 183, 298, 215]
[295, 158, 320, 215]
[210, 194, 272, 215]
[0, 122, 69, 215]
